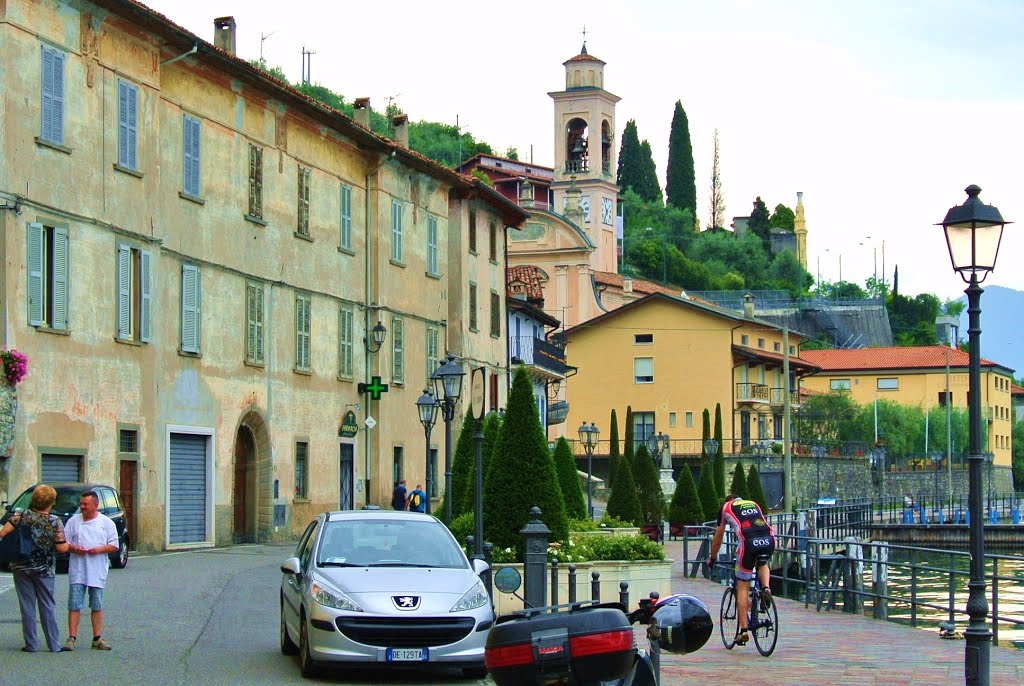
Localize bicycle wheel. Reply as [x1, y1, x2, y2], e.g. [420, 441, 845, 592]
[752, 590, 779, 657]
[719, 586, 738, 649]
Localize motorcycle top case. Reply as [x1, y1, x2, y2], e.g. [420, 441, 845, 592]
[485, 604, 635, 686]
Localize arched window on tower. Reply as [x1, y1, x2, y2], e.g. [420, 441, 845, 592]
[601, 121, 612, 174]
[565, 118, 589, 174]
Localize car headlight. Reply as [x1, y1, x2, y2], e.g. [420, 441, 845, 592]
[310, 579, 363, 612]
[451, 579, 489, 613]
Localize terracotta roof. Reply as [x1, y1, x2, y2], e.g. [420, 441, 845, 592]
[507, 265, 545, 302]
[801, 346, 1010, 372]
[592, 271, 678, 297]
[1012, 383, 1024, 396]
[565, 53, 606, 66]
[732, 346, 819, 373]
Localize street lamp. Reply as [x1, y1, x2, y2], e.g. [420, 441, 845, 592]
[648, 431, 670, 469]
[931, 450, 942, 520]
[578, 422, 599, 519]
[432, 353, 465, 525]
[415, 389, 439, 515]
[984, 452, 994, 516]
[939, 184, 1009, 686]
[811, 443, 826, 505]
[365, 320, 387, 353]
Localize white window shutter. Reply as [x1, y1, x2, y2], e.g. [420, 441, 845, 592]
[52, 227, 69, 330]
[116, 244, 131, 339]
[139, 249, 152, 342]
[180, 264, 200, 353]
[27, 223, 45, 326]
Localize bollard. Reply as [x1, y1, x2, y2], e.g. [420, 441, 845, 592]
[845, 537, 864, 614]
[619, 581, 629, 609]
[568, 564, 577, 604]
[482, 542, 494, 599]
[872, 541, 888, 621]
[520, 507, 550, 611]
[591, 571, 601, 603]
[550, 559, 559, 607]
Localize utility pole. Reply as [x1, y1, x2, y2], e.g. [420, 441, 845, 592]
[301, 46, 315, 85]
[260, 31, 274, 61]
[783, 327, 793, 512]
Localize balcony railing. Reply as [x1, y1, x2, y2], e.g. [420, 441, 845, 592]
[769, 387, 801, 406]
[510, 336, 566, 376]
[736, 382, 770, 403]
[564, 159, 589, 174]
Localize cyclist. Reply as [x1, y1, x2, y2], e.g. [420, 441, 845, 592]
[707, 493, 775, 646]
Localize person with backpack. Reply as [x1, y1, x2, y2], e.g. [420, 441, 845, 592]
[407, 484, 426, 513]
[391, 480, 407, 511]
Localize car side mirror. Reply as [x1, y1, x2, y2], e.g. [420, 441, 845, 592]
[471, 558, 489, 576]
[280, 557, 302, 576]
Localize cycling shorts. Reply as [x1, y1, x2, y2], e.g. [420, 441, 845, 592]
[735, 533, 775, 581]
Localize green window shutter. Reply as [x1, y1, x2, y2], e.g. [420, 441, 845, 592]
[139, 249, 152, 342]
[180, 264, 200, 353]
[295, 293, 311, 371]
[391, 316, 404, 384]
[246, 282, 265, 364]
[425, 325, 438, 386]
[427, 216, 438, 274]
[52, 227, 69, 330]
[255, 284, 264, 363]
[391, 200, 402, 262]
[340, 184, 352, 250]
[303, 297, 312, 370]
[338, 305, 353, 378]
[27, 223, 44, 326]
[116, 244, 131, 339]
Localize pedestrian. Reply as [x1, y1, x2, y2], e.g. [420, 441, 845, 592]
[0, 484, 69, 653]
[407, 484, 426, 513]
[62, 490, 119, 651]
[391, 479, 408, 511]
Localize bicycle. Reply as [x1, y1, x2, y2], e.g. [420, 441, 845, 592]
[717, 554, 779, 656]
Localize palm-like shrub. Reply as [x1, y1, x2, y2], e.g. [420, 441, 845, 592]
[553, 437, 587, 520]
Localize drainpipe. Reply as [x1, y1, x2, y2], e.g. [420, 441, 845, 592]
[160, 44, 198, 67]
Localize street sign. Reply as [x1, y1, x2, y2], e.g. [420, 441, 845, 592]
[470, 367, 486, 420]
[365, 416, 377, 429]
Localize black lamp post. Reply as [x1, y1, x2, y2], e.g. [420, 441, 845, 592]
[931, 450, 942, 518]
[432, 353, 465, 525]
[939, 184, 1009, 686]
[415, 389, 439, 515]
[703, 437, 719, 470]
[984, 452, 994, 516]
[811, 443, 826, 504]
[578, 422, 599, 519]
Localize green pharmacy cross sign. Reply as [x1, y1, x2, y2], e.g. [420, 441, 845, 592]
[358, 376, 389, 400]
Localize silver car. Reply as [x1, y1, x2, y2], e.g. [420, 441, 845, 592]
[280, 511, 492, 678]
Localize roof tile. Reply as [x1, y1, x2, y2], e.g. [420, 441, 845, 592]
[801, 346, 1006, 371]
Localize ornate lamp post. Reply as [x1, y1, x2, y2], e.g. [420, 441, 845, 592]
[578, 422, 599, 519]
[415, 389, 439, 515]
[811, 443, 826, 504]
[432, 353, 465, 525]
[939, 184, 1009, 686]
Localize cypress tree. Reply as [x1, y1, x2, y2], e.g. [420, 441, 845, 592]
[713, 404, 726, 500]
[639, 139, 663, 204]
[697, 462, 720, 525]
[747, 465, 768, 512]
[669, 465, 704, 526]
[607, 409, 620, 489]
[665, 100, 696, 215]
[461, 411, 502, 516]
[605, 450, 642, 526]
[616, 120, 644, 196]
[444, 409, 476, 519]
[623, 406, 635, 472]
[633, 445, 664, 525]
[553, 437, 587, 520]
[729, 462, 748, 500]
[748, 197, 771, 251]
[482, 367, 568, 553]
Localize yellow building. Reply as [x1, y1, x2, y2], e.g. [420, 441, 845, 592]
[563, 293, 816, 453]
[801, 346, 1015, 467]
[0, 1, 524, 549]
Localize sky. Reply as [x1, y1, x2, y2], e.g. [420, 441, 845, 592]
[144, 0, 1024, 303]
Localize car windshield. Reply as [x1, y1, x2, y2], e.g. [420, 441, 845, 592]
[9, 488, 82, 517]
[317, 519, 467, 569]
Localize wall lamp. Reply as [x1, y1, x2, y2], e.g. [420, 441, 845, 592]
[365, 320, 387, 353]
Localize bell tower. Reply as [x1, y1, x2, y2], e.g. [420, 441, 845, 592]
[549, 42, 621, 274]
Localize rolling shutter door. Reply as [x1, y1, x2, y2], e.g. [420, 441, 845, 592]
[169, 433, 207, 544]
[41, 454, 82, 483]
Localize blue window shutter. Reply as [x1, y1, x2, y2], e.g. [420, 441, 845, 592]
[117, 244, 131, 339]
[189, 116, 200, 196]
[182, 115, 193, 195]
[27, 223, 44, 326]
[52, 50, 64, 144]
[391, 200, 402, 262]
[340, 184, 352, 250]
[180, 264, 200, 353]
[127, 83, 138, 169]
[118, 81, 129, 167]
[139, 249, 152, 342]
[40, 46, 53, 142]
[52, 227, 69, 330]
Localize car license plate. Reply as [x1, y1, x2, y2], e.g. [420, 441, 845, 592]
[386, 647, 428, 662]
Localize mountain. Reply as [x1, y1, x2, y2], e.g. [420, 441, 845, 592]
[958, 285, 1024, 378]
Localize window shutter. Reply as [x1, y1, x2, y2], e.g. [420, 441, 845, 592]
[116, 244, 131, 339]
[40, 47, 54, 142]
[391, 200, 402, 262]
[126, 83, 137, 169]
[340, 184, 352, 250]
[180, 264, 200, 353]
[255, 284, 264, 363]
[246, 283, 257, 362]
[190, 117, 200, 194]
[303, 297, 311, 370]
[51, 50, 64, 144]
[117, 82, 129, 167]
[392, 317, 404, 384]
[52, 227, 69, 330]
[139, 249, 152, 342]
[427, 216, 438, 274]
[295, 293, 311, 371]
[27, 223, 44, 326]
[183, 115, 200, 196]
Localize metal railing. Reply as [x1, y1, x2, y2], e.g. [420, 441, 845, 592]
[736, 382, 770, 402]
[769, 387, 801, 405]
[510, 335, 566, 375]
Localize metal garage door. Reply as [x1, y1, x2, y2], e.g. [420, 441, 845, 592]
[169, 433, 208, 544]
[41, 454, 82, 483]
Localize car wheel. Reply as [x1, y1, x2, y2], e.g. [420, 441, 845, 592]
[462, 665, 489, 679]
[298, 610, 319, 677]
[280, 597, 298, 656]
[110, 537, 129, 569]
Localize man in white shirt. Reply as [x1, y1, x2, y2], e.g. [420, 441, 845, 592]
[62, 490, 119, 651]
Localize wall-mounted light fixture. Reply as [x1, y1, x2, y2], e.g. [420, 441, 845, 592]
[364, 320, 387, 353]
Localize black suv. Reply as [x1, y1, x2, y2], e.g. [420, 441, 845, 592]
[1, 483, 130, 569]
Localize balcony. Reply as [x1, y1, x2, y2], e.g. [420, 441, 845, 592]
[769, 387, 801, 407]
[564, 159, 589, 174]
[736, 382, 770, 404]
[510, 336, 566, 377]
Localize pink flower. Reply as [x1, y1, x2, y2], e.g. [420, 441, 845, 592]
[0, 348, 29, 386]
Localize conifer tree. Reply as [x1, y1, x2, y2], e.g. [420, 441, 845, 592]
[639, 140, 663, 204]
[713, 404, 726, 500]
[633, 445, 664, 525]
[708, 129, 725, 230]
[747, 197, 772, 251]
[697, 462, 720, 525]
[623, 406, 635, 472]
[553, 437, 587, 520]
[461, 411, 502, 516]
[666, 100, 696, 215]
[607, 409, 621, 489]
[669, 465, 704, 526]
[482, 367, 568, 553]
[605, 450, 642, 526]
[747, 465, 768, 512]
[443, 409, 476, 519]
[616, 120, 645, 196]
[729, 462, 748, 500]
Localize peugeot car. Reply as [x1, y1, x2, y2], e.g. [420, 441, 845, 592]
[279, 511, 492, 678]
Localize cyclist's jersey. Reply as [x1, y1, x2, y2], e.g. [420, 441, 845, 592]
[718, 498, 774, 540]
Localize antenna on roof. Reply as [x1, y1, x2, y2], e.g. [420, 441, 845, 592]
[301, 46, 315, 85]
[260, 31, 275, 61]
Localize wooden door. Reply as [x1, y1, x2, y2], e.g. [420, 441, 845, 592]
[118, 460, 137, 549]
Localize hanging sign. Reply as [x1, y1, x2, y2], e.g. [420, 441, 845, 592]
[339, 410, 359, 438]
[470, 367, 486, 420]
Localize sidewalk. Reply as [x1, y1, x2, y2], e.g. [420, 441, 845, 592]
[653, 539, 1024, 685]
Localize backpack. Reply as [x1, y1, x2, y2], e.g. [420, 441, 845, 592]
[410, 492, 421, 508]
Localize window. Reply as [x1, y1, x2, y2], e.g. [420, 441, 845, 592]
[180, 264, 201, 353]
[297, 166, 311, 236]
[117, 80, 138, 170]
[295, 292, 311, 372]
[391, 200, 403, 262]
[116, 243, 152, 343]
[830, 379, 852, 391]
[489, 221, 497, 261]
[758, 338, 765, 349]
[685, 412, 694, 428]
[490, 291, 501, 337]
[393, 446, 403, 483]
[182, 114, 201, 197]
[245, 281, 265, 365]
[27, 223, 69, 330]
[634, 357, 654, 384]
[469, 283, 478, 331]
[789, 345, 796, 355]
[40, 44, 65, 145]
[294, 442, 308, 499]
[633, 411, 655, 451]
[339, 184, 353, 250]
[248, 144, 263, 220]
[877, 378, 899, 390]
[338, 304, 354, 380]
[391, 316, 404, 385]
[427, 215, 439, 275]
[741, 334, 749, 345]
[669, 412, 677, 428]
[937, 391, 951, 407]
[468, 210, 477, 253]
[425, 324, 439, 385]
[774, 413, 783, 440]
[634, 333, 653, 344]
[774, 342, 781, 352]
[118, 428, 138, 455]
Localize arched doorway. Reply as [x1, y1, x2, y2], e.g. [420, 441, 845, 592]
[233, 411, 272, 542]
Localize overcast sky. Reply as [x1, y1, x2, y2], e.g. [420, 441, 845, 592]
[145, 0, 1024, 302]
